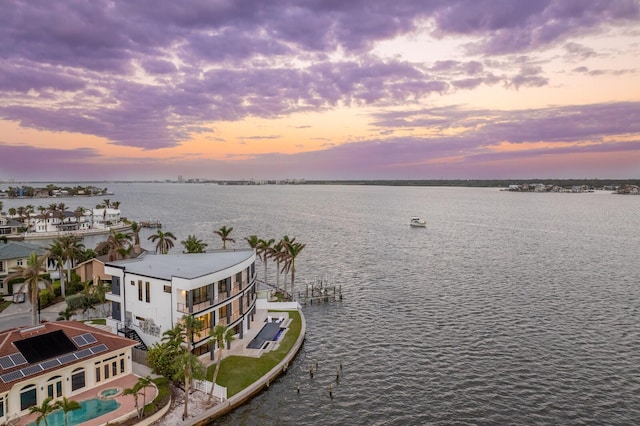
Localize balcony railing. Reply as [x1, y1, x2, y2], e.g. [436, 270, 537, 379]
[217, 311, 242, 327]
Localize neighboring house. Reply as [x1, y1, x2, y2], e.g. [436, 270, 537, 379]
[0, 241, 48, 296]
[74, 256, 111, 285]
[104, 249, 257, 358]
[74, 250, 146, 285]
[0, 321, 137, 424]
[10, 208, 121, 235]
[0, 216, 21, 237]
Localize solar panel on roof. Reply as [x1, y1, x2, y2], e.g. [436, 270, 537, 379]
[72, 335, 87, 346]
[40, 359, 61, 370]
[21, 364, 43, 377]
[0, 357, 15, 370]
[1, 370, 24, 383]
[14, 330, 76, 363]
[72, 333, 98, 347]
[58, 353, 77, 364]
[90, 344, 108, 354]
[9, 353, 27, 366]
[75, 349, 92, 359]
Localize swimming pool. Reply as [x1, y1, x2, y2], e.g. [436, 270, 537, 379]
[28, 397, 120, 426]
[246, 322, 284, 349]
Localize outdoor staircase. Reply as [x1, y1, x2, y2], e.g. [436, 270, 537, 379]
[118, 326, 148, 351]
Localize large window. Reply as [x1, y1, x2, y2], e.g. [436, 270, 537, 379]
[0, 394, 5, 418]
[218, 279, 227, 294]
[47, 376, 63, 400]
[71, 368, 85, 391]
[20, 385, 36, 411]
[219, 305, 228, 320]
[193, 286, 211, 306]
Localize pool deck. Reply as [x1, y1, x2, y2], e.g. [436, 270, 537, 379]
[223, 310, 291, 357]
[16, 372, 157, 426]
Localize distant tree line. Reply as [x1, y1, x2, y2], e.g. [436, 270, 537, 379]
[1, 184, 109, 198]
[302, 179, 640, 188]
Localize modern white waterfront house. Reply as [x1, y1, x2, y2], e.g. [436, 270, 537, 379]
[104, 250, 258, 358]
[0, 321, 137, 424]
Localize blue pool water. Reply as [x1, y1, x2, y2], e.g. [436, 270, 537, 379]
[246, 322, 283, 349]
[28, 398, 120, 426]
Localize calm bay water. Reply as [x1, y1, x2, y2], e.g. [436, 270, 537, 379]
[3, 184, 640, 424]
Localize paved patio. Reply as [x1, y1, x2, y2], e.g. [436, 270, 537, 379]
[15, 373, 157, 426]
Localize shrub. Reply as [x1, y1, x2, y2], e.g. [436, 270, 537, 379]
[39, 288, 55, 308]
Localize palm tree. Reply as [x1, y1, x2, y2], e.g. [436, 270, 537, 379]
[181, 235, 208, 253]
[130, 221, 141, 246]
[103, 199, 111, 208]
[214, 226, 235, 249]
[123, 382, 142, 419]
[48, 240, 67, 298]
[57, 306, 76, 321]
[136, 376, 153, 418]
[148, 230, 177, 254]
[54, 397, 81, 426]
[244, 235, 259, 249]
[278, 235, 296, 297]
[181, 314, 203, 352]
[73, 206, 85, 228]
[29, 396, 54, 426]
[95, 229, 133, 261]
[271, 240, 284, 293]
[56, 235, 85, 287]
[207, 325, 235, 403]
[181, 314, 203, 418]
[257, 238, 275, 287]
[5, 251, 51, 325]
[90, 279, 109, 316]
[174, 351, 206, 421]
[24, 205, 34, 231]
[284, 240, 306, 301]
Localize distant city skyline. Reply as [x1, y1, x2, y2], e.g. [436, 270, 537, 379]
[1, 1, 639, 181]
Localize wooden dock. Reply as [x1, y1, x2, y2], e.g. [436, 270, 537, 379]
[140, 220, 162, 228]
[297, 279, 342, 305]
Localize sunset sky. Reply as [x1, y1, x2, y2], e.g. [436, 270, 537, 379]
[1, 0, 639, 181]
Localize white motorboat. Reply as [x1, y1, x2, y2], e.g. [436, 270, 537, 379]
[410, 217, 426, 227]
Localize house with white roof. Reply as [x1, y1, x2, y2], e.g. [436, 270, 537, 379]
[104, 249, 257, 358]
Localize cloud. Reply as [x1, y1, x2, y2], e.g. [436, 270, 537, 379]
[2, 101, 637, 181]
[0, 0, 638, 166]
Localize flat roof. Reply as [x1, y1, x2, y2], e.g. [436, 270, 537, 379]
[106, 249, 255, 280]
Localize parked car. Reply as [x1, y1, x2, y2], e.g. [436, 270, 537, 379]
[12, 293, 25, 303]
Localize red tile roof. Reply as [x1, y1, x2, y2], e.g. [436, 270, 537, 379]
[0, 321, 137, 393]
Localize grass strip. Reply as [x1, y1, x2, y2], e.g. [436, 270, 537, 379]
[207, 310, 301, 396]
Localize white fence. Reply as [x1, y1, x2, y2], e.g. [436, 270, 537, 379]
[256, 300, 300, 310]
[193, 379, 227, 401]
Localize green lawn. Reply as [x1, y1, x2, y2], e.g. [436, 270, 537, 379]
[0, 300, 11, 313]
[82, 318, 107, 325]
[207, 310, 302, 396]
